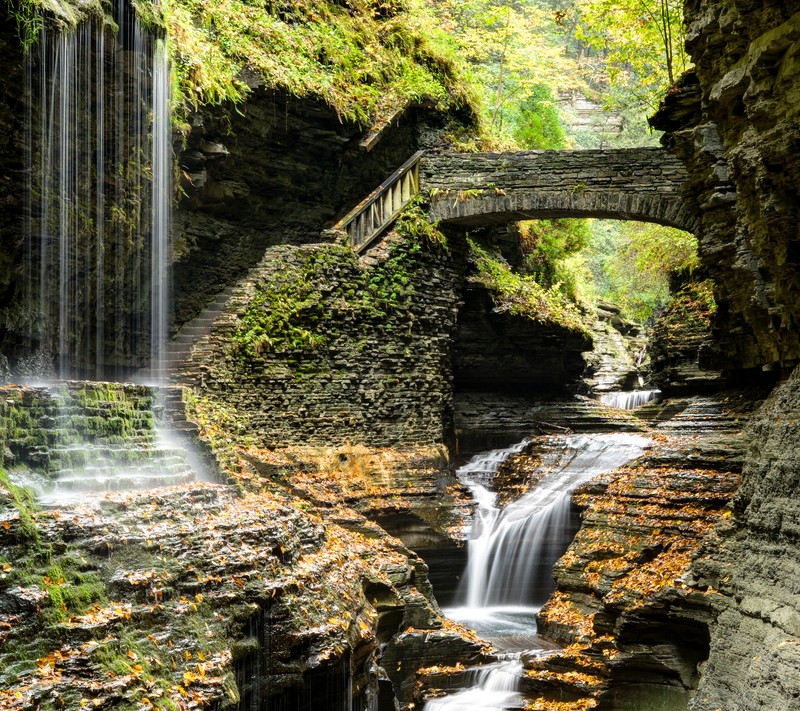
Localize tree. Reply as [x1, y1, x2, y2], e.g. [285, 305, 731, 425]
[569, 0, 688, 112]
[423, 0, 583, 146]
[584, 220, 699, 322]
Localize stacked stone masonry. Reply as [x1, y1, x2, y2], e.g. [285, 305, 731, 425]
[181, 239, 463, 448]
[421, 148, 699, 233]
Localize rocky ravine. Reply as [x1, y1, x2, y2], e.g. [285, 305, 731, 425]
[0, 383, 486, 710]
[452, 391, 764, 711]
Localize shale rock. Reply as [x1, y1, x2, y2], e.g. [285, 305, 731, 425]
[688, 366, 800, 710]
[528, 392, 763, 709]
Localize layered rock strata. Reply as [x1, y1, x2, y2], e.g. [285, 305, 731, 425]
[522, 392, 764, 709]
[652, 4, 800, 373]
[648, 280, 723, 394]
[687, 367, 800, 710]
[0, 384, 486, 710]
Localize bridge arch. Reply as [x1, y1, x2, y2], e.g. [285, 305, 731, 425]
[420, 148, 699, 234]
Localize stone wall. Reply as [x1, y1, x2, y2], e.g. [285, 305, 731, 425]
[181, 235, 462, 448]
[421, 148, 697, 232]
[171, 93, 437, 328]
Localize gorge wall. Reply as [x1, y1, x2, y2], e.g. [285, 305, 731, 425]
[651, 2, 800, 708]
[654, 0, 800, 376]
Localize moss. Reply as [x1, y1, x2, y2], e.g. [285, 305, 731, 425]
[134, 0, 477, 125]
[0, 465, 40, 545]
[16, 0, 479, 128]
[232, 207, 444, 364]
[7, 0, 107, 47]
[466, 238, 590, 336]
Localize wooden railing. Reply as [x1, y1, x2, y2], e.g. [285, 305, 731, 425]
[322, 150, 424, 253]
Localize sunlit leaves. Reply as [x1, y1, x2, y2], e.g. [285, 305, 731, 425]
[467, 238, 589, 334]
[423, 0, 582, 146]
[584, 220, 699, 323]
[151, 0, 471, 123]
[570, 0, 689, 112]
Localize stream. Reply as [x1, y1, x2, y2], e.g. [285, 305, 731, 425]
[425, 433, 648, 710]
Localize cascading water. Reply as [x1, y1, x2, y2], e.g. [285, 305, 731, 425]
[423, 658, 524, 711]
[23, 0, 171, 381]
[10, 3, 185, 503]
[600, 389, 661, 410]
[425, 433, 648, 710]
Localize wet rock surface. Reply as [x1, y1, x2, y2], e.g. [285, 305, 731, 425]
[0, 469, 474, 711]
[687, 367, 800, 710]
[0, 382, 490, 711]
[653, 5, 800, 373]
[453, 393, 643, 454]
[519, 391, 764, 709]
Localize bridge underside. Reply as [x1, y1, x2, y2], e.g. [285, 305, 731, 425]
[429, 189, 699, 233]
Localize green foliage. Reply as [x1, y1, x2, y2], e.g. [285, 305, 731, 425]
[519, 218, 591, 289]
[0, 466, 40, 546]
[7, 0, 43, 48]
[424, 0, 580, 147]
[583, 220, 699, 322]
[139, 0, 477, 124]
[513, 84, 567, 149]
[567, 0, 689, 113]
[394, 196, 448, 251]
[467, 238, 588, 334]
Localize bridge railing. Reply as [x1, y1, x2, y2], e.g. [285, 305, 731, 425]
[322, 150, 423, 253]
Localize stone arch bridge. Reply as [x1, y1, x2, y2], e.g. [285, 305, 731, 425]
[419, 147, 697, 234]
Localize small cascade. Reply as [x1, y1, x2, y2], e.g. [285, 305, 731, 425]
[424, 658, 524, 711]
[23, 0, 171, 381]
[1, 383, 204, 507]
[600, 389, 661, 410]
[425, 433, 647, 710]
[456, 434, 647, 608]
[23, 441, 196, 507]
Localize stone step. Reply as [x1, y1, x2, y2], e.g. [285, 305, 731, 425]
[135, 287, 236, 380]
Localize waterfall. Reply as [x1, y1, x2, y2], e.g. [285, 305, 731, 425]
[600, 389, 661, 410]
[423, 658, 524, 711]
[455, 434, 647, 609]
[23, 0, 171, 381]
[425, 433, 647, 710]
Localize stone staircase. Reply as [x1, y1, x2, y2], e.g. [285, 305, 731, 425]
[157, 286, 235, 383]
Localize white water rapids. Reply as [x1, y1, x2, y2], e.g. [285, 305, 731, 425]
[424, 433, 648, 710]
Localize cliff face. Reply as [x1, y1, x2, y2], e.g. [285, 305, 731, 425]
[654, 2, 800, 373]
[649, 2, 800, 708]
[688, 370, 800, 710]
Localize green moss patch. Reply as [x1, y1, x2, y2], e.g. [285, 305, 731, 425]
[467, 238, 589, 335]
[136, 0, 473, 125]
